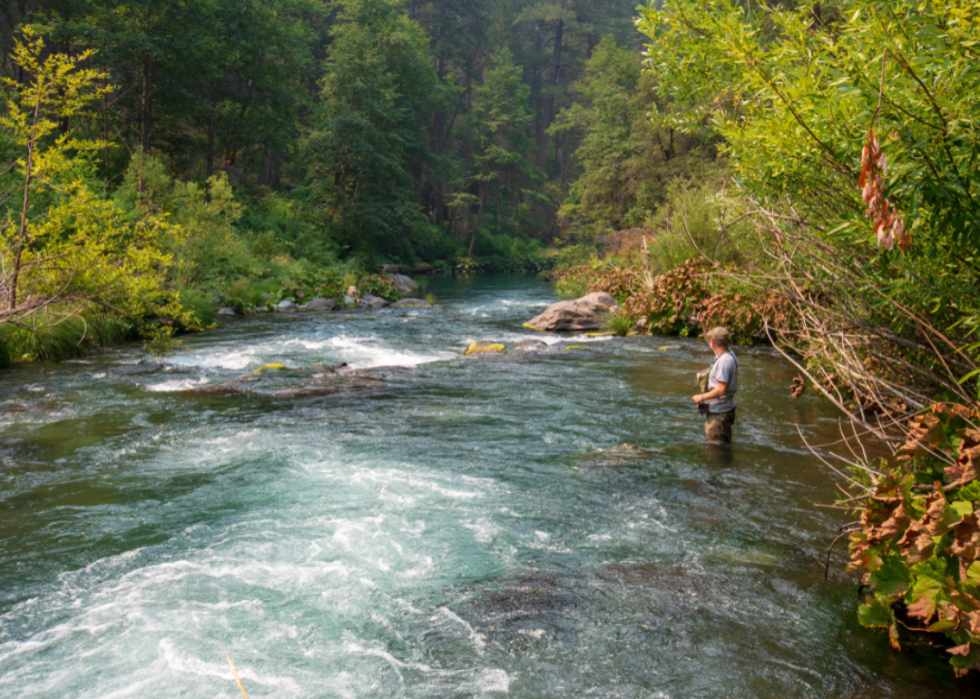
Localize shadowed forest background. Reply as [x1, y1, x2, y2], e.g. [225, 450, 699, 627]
[0, 0, 705, 279]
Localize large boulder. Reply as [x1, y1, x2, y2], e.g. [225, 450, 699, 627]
[362, 293, 389, 308]
[412, 262, 436, 275]
[381, 264, 401, 274]
[307, 297, 339, 311]
[216, 307, 239, 317]
[386, 273, 419, 294]
[524, 292, 620, 332]
[277, 299, 298, 311]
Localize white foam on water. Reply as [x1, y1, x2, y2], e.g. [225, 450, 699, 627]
[464, 518, 499, 544]
[169, 349, 257, 371]
[159, 638, 303, 692]
[433, 607, 487, 654]
[145, 376, 208, 392]
[323, 334, 452, 369]
[466, 668, 511, 694]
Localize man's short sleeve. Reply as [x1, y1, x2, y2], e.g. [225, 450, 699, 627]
[716, 354, 734, 384]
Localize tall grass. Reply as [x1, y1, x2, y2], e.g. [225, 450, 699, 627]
[176, 289, 217, 330]
[0, 313, 138, 364]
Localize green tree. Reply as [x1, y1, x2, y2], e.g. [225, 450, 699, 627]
[456, 47, 542, 255]
[553, 37, 720, 240]
[305, 0, 440, 259]
[637, 0, 980, 673]
[0, 30, 183, 339]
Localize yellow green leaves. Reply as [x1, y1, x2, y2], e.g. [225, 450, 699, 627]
[0, 29, 186, 352]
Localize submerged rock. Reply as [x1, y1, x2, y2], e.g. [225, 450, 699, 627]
[393, 297, 433, 308]
[307, 297, 339, 311]
[514, 339, 548, 352]
[463, 340, 506, 355]
[111, 358, 169, 375]
[578, 443, 656, 468]
[194, 362, 385, 398]
[447, 573, 580, 653]
[524, 292, 620, 332]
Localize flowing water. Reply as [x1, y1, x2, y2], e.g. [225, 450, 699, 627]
[0, 275, 976, 698]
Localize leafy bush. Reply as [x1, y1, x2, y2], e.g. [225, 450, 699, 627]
[356, 274, 402, 302]
[847, 404, 980, 676]
[176, 290, 217, 331]
[557, 257, 793, 343]
[604, 311, 633, 337]
[646, 180, 755, 275]
[271, 265, 346, 304]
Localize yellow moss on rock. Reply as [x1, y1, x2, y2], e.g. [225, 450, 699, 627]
[464, 341, 506, 355]
[252, 363, 287, 375]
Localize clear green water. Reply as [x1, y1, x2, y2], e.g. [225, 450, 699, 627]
[0, 275, 976, 698]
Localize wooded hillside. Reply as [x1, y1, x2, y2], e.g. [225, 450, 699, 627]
[0, 0, 657, 268]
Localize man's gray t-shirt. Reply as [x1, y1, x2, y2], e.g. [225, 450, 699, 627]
[706, 351, 737, 413]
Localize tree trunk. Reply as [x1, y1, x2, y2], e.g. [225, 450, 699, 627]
[536, 19, 564, 173]
[140, 51, 152, 153]
[10, 90, 42, 311]
[206, 90, 216, 181]
[469, 186, 486, 257]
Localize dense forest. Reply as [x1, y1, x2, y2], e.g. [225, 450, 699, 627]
[0, 0, 676, 272]
[0, 0, 723, 357]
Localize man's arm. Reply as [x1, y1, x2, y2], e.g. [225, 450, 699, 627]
[692, 381, 727, 404]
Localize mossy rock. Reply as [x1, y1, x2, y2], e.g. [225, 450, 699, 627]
[252, 363, 287, 375]
[464, 340, 506, 356]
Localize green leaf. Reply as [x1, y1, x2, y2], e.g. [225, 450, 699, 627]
[870, 555, 912, 600]
[858, 596, 895, 629]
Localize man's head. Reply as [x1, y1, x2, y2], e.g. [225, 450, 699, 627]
[705, 326, 730, 349]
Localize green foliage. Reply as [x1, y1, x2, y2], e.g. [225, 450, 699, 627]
[646, 180, 755, 275]
[356, 274, 402, 303]
[0, 31, 190, 349]
[553, 36, 721, 242]
[175, 290, 217, 331]
[634, 0, 980, 672]
[453, 47, 544, 254]
[117, 153, 253, 290]
[271, 265, 346, 304]
[603, 311, 633, 337]
[305, 0, 440, 257]
[637, 0, 980, 255]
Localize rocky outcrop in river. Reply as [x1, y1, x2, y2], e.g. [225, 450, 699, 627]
[524, 292, 620, 332]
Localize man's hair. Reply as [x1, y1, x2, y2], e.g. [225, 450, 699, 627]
[705, 326, 730, 348]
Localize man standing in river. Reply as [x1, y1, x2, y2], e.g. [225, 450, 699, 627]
[692, 326, 738, 445]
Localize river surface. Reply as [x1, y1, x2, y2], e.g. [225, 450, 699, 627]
[0, 275, 976, 698]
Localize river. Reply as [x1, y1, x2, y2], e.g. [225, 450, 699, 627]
[0, 275, 975, 698]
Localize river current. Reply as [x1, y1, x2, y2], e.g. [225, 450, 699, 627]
[0, 275, 976, 698]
